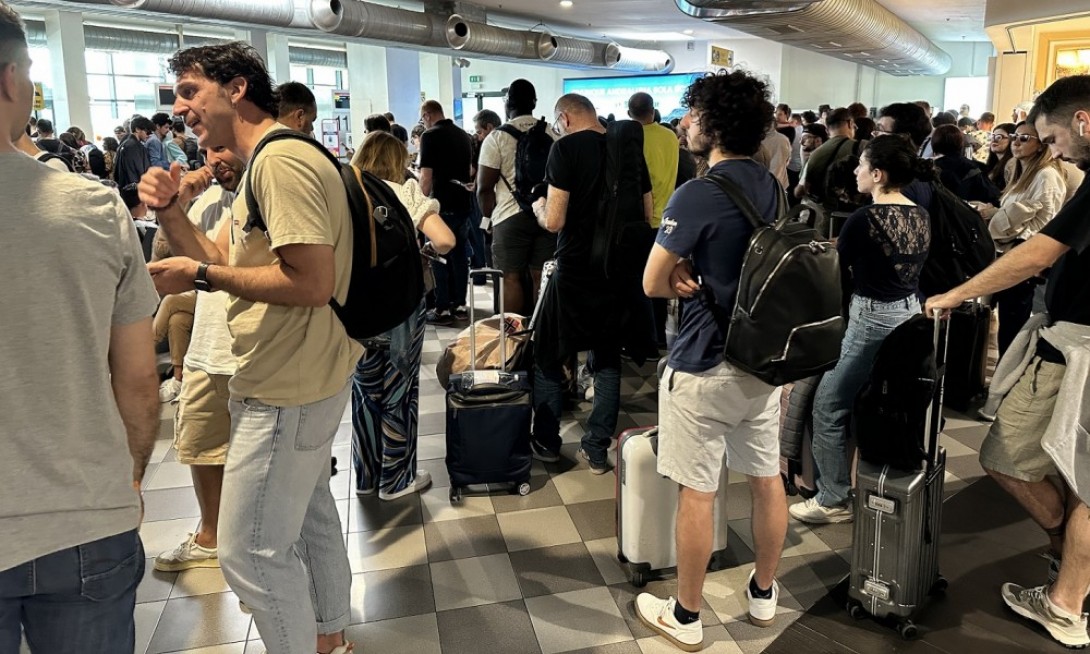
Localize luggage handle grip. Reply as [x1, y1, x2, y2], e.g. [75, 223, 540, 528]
[925, 309, 950, 470]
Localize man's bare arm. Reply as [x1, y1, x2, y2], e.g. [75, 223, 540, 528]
[108, 318, 160, 484]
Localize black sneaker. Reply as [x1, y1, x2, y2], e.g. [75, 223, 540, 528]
[530, 440, 561, 463]
[426, 309, 454, 326]
[453, 306, 469, 321]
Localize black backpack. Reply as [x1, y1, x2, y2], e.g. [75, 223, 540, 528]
[183, 137, 201, 168]
[591, 120, 655, 281]
[705, 172, 846, 387]
[35, 151, 74, 172]
[918, 181, 995, 297]
[498, 118, 552, 213]
[853, 314, 941, 472]
[243, 130, 425, 340]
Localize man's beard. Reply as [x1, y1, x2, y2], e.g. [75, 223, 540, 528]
[1070, 133, 1090, 169]
[689, 133, 711, 159]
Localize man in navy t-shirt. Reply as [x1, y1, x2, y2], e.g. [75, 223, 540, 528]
[635, 70, 788, 652]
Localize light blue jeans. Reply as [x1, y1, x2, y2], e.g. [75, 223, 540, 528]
[219, 383, 353, 654]
[812, 294, 920, 507]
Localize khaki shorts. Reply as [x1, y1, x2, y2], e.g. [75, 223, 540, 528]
[173, 366, 232, 465]
[979, 357, 1064, 482]
[657, 362, 781, 493]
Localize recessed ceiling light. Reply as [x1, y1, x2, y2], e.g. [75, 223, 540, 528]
[559, 0, 573, 7]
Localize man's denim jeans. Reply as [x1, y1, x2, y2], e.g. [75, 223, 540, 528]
[220, 383, 353, 654]
[0, 530, 143, 653]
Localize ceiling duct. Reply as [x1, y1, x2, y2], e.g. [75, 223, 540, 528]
[445, 14, 542, 60]
[309, 0, 447, 48]
[538, 34, 607, 66]
[605, 43, 675, 73]
[289, 46, 348, 68]
[24, 19, 226, 53]
[675, 0, 951, 76]
[108, 0, 301, 28]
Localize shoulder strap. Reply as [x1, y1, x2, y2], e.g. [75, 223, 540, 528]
[498, 124, 523, 140]
[243, 130, 341, 236]
[705, 172, 774, 230]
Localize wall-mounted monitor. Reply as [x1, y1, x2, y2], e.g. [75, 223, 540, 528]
[562, 73, 704, 124]
[157, 84, 176, 110]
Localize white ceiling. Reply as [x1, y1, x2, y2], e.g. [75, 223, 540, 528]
[462, 0, 989, 44]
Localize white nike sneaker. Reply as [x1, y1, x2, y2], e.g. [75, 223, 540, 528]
[788, 497, 854, 524]
[634, 593, 703, 652]
[154, 533, 218, 572]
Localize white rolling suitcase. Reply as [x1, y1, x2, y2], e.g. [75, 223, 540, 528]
[616, 426, 730, 587]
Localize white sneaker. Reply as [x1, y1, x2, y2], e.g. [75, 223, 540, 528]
[159, 377, 182, 403]
[378, 470, 432, 501]
[788, 497, 854, 524]
[154, 533, 218, 572]
[1002, 583, 1089, 648]
[634, 593, 703, 652]
[745, 570, 780, 627]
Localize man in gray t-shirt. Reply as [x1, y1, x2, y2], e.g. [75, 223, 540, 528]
[0, 5, 160, 651]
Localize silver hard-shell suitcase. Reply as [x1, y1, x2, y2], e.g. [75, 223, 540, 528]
[846, 312, 949, 640]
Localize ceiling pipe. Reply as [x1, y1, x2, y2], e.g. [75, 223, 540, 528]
[605, 43, 675, 73]
[538, 34, 607, 66]
[309, 0, 447, 48]
[675, 0, 951, 76]
[108, 0, 302, 28]
[444, 14, 542, 60]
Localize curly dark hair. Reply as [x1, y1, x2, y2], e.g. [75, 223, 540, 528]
[168, 42, 279, 117]
[683, 70, 773, 157]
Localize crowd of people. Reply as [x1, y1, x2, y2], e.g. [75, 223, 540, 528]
[2, 0, 1089, 651]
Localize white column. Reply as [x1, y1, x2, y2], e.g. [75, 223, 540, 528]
[244, 30, 291, 84]
[419, 52, 457, 117]
[346, 42, 389, 138]
[43, 10, 91, 132]
[384, 47, 421, 128]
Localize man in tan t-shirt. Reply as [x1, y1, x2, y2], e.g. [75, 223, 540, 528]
[139, 43, 360, 654]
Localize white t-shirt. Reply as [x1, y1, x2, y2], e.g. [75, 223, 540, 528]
[183, 184, 237, 376]
[34, 150, 71, 173]
[477, 115, 556, 227]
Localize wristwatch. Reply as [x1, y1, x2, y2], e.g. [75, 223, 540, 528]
[194, 262, 214, 292]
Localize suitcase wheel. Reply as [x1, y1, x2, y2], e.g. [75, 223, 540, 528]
[449, 487, 464, 505]
[897, 620, 919, 641]
[630, 569, 648, 588]
[516, 482, 531, 496]
[846, 600, 867, 621]
[929, 575, 948, 597]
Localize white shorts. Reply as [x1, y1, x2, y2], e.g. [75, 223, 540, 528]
[658, 361, 781, 493]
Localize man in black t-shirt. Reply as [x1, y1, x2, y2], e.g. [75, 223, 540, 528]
[528, 93, 652, 473]
[419, 100, 474, 325]
[926, 75, 1090, 650]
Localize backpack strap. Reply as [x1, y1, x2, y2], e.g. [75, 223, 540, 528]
[705, 171, 785, 229]
[242, 129, 341, 237]
[495, 124, 525, 202]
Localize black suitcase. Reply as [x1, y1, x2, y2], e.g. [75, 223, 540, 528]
[943, 299, 989, 410]
[445, 268, 533, 505]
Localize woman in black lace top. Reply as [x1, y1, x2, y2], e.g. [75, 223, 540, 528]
[790, 135, 933, 525]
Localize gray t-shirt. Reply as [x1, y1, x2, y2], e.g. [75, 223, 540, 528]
[0, 152, 159, 570]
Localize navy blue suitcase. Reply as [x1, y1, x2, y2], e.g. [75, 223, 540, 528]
[445, 269, 533, 504]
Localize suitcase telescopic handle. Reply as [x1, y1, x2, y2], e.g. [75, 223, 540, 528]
[468, 268, 505, 373]
[926, 309, 950, 470]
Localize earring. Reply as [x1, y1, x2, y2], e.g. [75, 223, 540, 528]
[1080, 122, 1085, 137]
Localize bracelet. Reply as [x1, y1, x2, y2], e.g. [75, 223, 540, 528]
[148, 192, 180, 212]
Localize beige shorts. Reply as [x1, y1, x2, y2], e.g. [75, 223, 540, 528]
[173, 366, 232, 465]
[979, 357, 1064, 483]
[657, 362, 781, 493]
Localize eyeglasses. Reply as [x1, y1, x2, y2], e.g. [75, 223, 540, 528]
[989, 133, 1010, 142]
[1011, 134, 1040, 143]
[551, 114, 564, 136]
[871, 128, 894, 137]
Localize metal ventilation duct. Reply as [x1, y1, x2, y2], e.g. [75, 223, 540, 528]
[538, 35, 607, 66]
[309, 0, 447, 48]
[289, 46, 348, 68]
[24, 19, 227, 54]
[445, 14, 543, 60]
[605, 43, 675, 73]
[676, 0, 951, 75]
[108, 0, 300, 27]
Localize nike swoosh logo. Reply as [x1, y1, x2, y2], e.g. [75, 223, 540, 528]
[657, 616, 675, 630]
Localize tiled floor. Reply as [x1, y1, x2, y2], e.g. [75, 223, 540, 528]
[130, 287, 999, 654]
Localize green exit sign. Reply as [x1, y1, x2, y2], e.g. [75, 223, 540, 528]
[469, 75, 483, 83]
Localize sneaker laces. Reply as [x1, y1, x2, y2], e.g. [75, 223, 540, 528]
[1024, 586, 1080, 625]
[166, 533, 198, 559]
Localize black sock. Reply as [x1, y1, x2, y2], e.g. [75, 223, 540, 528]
[749, 575, 774, 599]
[673, 600, 700, 625]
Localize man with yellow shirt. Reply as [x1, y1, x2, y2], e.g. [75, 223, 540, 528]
[138, 43, 360, 654]
[629, 92, 679, 345]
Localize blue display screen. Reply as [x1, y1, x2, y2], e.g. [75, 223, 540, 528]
[562, 73, 703, 123]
